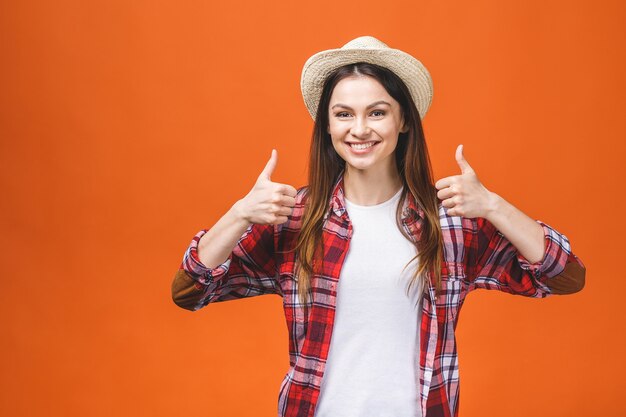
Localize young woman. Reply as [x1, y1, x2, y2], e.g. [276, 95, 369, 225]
[172, 36, 586, 417]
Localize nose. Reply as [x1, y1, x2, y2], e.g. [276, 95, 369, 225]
[349, 116, 371, 139]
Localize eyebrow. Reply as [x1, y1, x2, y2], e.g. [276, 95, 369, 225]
[331, 100, 392, 110]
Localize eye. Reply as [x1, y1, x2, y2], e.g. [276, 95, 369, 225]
[370, 110, 386, 117]
[335, 111, 352, 118]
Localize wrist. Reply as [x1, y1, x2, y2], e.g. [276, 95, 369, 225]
[230, 199, 253, 228]
[484, 191, 504, 221]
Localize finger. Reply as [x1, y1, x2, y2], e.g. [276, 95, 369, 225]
[275, 205, 294, 216]
[278, 194, 296, 208]
[269, 193, 295, 207]
[434, 175, 458, 190]
[441, 196, 457, 209]
[277, 183, 298, 197]
[436, 187, 455, 200]
[259, 149, 278, 180]
[271, 215, 289, 225]
[455, 144, 473, 174]
[274, 216, 289, 224]
[268, 202, 294, 215]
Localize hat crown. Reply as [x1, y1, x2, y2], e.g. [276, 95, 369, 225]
[341, 36, 389, 50]
[301, 35, 433, 120]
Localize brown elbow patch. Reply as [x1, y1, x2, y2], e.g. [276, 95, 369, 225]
[172, 270, 206, 310]
[546, 261, 586, 295]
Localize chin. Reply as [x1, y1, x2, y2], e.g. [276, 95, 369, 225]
[345, 160, 376, 172]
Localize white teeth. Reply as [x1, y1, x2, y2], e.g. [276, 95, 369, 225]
[349, 142, 376, 150]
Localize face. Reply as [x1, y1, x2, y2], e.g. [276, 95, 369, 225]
[328, 75, 407, 176]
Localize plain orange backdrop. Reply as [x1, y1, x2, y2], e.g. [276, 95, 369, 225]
[1, 0, 625, 416]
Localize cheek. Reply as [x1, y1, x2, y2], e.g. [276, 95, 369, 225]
[327, 121, 342, 137]
[381, 131, 400, 152]
[330, 136, 344, 154]
[380, 121, 402, 137]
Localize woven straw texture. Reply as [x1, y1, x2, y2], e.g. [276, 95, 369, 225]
[300, 36, 433, 120]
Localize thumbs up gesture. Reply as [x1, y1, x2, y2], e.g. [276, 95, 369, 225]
[236, 149, 298, 225]
[434, 144, 497, 218]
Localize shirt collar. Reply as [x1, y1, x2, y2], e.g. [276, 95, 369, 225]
[327, 171, 425, 221]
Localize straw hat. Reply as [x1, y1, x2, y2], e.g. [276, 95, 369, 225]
[300, 36, 433, 121]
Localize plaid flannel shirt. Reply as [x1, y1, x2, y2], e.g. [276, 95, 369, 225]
[173, 173, 585, 417]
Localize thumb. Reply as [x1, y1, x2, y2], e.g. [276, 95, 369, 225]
[455, 144, 473, 174]
[259, 149, 278, 181]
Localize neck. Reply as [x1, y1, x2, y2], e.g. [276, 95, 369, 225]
[343, 163, 403, 206]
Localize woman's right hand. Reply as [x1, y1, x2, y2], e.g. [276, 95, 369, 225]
[234, 149, 298, 225]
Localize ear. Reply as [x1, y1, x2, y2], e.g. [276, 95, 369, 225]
[400, 118, 409, 134]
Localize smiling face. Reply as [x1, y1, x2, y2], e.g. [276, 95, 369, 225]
[328, 75, 407, 177]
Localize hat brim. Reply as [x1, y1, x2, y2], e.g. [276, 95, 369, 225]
[300, 47, 433, 120]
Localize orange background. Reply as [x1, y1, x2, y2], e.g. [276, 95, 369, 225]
[1, 0, 625, 416]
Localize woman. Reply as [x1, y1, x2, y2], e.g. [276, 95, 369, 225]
[172, 36, 586, 417]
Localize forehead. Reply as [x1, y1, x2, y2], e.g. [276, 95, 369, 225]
[329, 75, 396, 105]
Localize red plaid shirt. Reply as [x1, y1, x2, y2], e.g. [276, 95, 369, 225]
[178, 173, 585, 417]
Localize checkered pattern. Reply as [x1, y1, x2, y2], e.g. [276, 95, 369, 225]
[180, 173, 584, 417]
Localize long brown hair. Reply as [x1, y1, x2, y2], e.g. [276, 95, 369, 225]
[295, 62, 442, 308]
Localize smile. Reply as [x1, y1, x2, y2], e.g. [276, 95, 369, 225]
[346, 141, 380, 153]
[350, 142, 376, 149]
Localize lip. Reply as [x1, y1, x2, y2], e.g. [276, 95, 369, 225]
[345, 141, 380, 154]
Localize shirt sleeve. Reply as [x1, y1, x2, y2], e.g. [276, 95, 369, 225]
[171, 223, 282, 311]
[464, 217, 585, 297]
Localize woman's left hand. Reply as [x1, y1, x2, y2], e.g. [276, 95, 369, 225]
[434, 144, 498, 218]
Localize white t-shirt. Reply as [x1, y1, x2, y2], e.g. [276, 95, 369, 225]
[314, 187, 423, 417]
